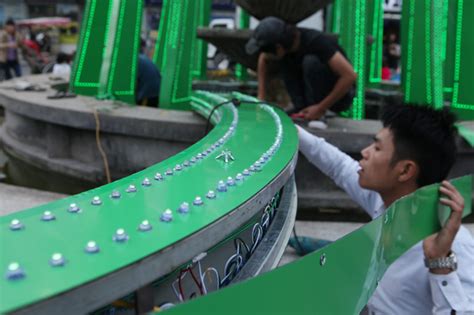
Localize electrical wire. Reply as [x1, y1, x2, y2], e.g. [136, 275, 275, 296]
[92, 108, 111, 183]
[204, 98, 240, 135]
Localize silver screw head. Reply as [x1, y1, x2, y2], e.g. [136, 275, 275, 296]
[226, 177, 235, 186]
[174, 164, 182, 172]
[201, 151, 208, 157]
[193, 196, 203, 206]
[165, 169, 173, 176]
[196, 153, 203, 159]
[142, 178, 152, 186]
[126, 185, 137, 193]
[110, 190, 121, 199]
[9, 219, 24, 231]
[243, 169, 250, 176]
[160, 209, 173, 222]
[235, 173, 244, 181]
[154, 173, 163, 181]
[190, 157, 197, 163]
[206, 148, 212, 154]
[68, 203, 80, 213]
[85, 241, 100, 254]
[217, 180, 227, 192]
[5, 262, 25, 280]
[91, 196, 102, 205]
[113, 228, 129, 242]
[178, 202, 190, 214]
[41, 211, 56, 221]
[138, 220, 152, 232]
[50, 253, 66, 267]
[183, 160, 190, 167]
[320, 254, 327, 266]
[206, 190, 216, 199]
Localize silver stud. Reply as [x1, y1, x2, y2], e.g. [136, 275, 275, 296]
[113, 228, 129, 242]
[217, 180, 227, 192]
[142, 178, 152, 186]
[263, 153, 269, 160]
[190, 157, 197, 163]
[235, 173, 244, 181]
[178, 202, 190, 214]
[226, 176, 235, 186]
[183, 160, 190, 167]
[218, 139, 225, 145]
[160, 209, 173, 222]
[243, 169, 250, 176]
[258, 158, 265, 164]
[165, 169, 173, 176]
[196, 153, 203, 159]
[9, 219, 24, 231]
[91, 196, 102, 205]
[201, 151, 208, 157]
[5, 262, 25, 280]
[138, 220, 152, 232]
[110, 190, 121, 199]
[154, 173, 163, 181]
[50, 253, 66, 267]
[174, 164, 182, 172]
[85, 241, 100, 254]
[126, 185, 137, 193]
[41, 211, 56, 221]
[249, 165, 256, 172]
[206, 190, 216, 199]
[320, 254, 326, 266]
[68, 203, 80, 213]
[206, 148, 212, 154]
[193, 196, 203, 206]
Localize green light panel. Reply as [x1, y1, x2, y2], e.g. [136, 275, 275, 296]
[366, 0, 384, 85]
[235, 8, 250, 81]
[192, 0, 212, 80]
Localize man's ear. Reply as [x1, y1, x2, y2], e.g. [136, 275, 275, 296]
[397, 160, 418, 183]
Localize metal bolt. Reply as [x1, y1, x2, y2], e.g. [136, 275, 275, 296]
[193, 196, 203, 206]
[243, 169, 250, 176]
[50, 253, 66, 267]
[142, 178, 152, 187]
[226, 176, 236, 186]
[174, 164, 182, 172]
[217, 180, 227, 192]
[41, 211, 56, 221]
[110, 190, 121, 199]
[196, 153, 203, 159]
[126, 185, 137, 193]
[113, 228, 129, 242]
[68, 203, 80, 213]
[190, 157, 197, 163]
[5, 262, 25, 280]
[320, 254, 326, 266]
[206, 148, 212, 154]
[206, 190, 216, 199]
[161, 209, 173, 222]
[91, 196, 102, 205]
[178, 202, 190, 214]
[183, 160, 190, 167]
[165, 169, 173, 176]
[154, 173, 163, 181]
[9, 219, 24, 231]
[138, 220, 152, 232]
[201, 151, 208, 157]
[85, 241, 100, 254]
[235, 173, 244, 181]
[249, 165, 256, 172]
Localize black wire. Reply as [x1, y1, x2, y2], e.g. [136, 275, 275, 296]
[292, 225, 306, 255]
[204, 98, 240, 135]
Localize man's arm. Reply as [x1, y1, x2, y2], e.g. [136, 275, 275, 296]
[300, 52, 357, 120]
[423, 181, 474, 313]
[297, 125, 383, 218]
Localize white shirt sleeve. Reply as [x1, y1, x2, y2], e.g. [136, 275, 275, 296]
[428, 228, 474, 314]
[297, 126, 384, 218]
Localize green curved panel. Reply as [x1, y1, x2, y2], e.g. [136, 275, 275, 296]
[0, 95, 298, 313]
[163, 176, 472, 315]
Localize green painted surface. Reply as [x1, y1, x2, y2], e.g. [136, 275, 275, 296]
[365, 0, 383, 86]
[70, 0, 142, 104]
[193, 0, 212, 80]
[0, 95, 298, 313]
[456, 123, 474, 147]
[163, 176, 472, 315]
[235, 9, 250, 81]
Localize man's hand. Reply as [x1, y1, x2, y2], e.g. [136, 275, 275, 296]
[299, 104, 326, 121]
[423, 181, 464, 274]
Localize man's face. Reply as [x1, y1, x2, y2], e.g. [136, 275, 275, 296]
[358, 128, 400, 193]
[6, 25, 15, 34]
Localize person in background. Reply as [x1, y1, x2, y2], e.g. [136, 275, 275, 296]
[297, 103, 474, 313]
[246, 16, 356, 121]
[52, 52, 71, 78]
[0, 19, 23, 80]
[136, 39, 161, 107]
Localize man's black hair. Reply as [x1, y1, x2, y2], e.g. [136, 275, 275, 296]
[381, 103, 457, 188]
[6, 18, 15, 26]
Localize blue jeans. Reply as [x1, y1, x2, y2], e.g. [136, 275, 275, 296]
[1, 60, 22, 80]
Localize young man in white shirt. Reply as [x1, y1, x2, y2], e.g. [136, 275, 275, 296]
[297, 104, 474, 314]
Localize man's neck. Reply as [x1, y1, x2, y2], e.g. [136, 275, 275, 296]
[380, 182, 419, 208]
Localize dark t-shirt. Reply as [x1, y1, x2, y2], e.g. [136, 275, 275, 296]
[136, 54, 161, 102]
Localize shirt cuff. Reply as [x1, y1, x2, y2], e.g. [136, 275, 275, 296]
[429, 272, 471, 313]
[296, 125, 324, 158]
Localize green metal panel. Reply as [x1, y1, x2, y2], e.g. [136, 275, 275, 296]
[153, 0, 171, 71]
[336, 0, 367, 120]
[0, 94, 298, 313]
[450, 0, 474, 115]
[401, 0, 444, 108]
[193, 0, 212, 80]
[70, 0, 142, 104]
[157, 0, 200, 110]
[163, 176, 472, 315]
[366, 0, 384, 85]
[235, 8, 250, 81]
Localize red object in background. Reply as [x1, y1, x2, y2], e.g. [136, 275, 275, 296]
[381, 67, 391, 80]
[23, 39, 41, 55]
[291, 113, 305, 119]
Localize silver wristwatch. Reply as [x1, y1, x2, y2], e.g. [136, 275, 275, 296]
[424, 251, 457, 271]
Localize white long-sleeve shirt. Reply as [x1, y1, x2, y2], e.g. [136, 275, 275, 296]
[298, 126, 474, 314]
